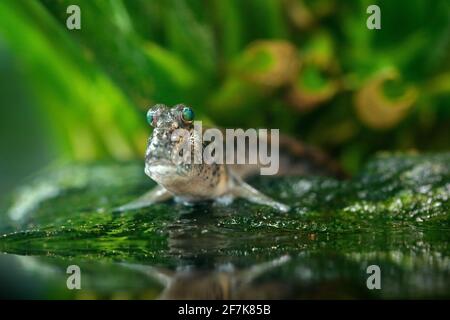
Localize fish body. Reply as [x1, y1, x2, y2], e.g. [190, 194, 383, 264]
[117, 104, 343, 212]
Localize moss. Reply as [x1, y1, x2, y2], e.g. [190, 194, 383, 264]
[0, 152, 449, 298]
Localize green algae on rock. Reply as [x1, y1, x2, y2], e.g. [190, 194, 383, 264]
[0, 152, 449, 298]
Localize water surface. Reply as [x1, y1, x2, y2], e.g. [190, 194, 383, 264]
[0, 153, 449, 299]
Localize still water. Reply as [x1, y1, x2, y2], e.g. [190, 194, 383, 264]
[0, 153, 449, 299]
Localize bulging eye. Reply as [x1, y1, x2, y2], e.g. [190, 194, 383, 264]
[147, 110, 156, 126]
[181, 107, 194, 123]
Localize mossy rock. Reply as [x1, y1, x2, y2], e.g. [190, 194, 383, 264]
[0, 152, 449, 299]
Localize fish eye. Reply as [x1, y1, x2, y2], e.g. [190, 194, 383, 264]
[181, 107, 194, 123]
[147, 110, 156, 126]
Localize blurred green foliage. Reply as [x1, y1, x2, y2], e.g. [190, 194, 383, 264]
[0, 0, 449, 182]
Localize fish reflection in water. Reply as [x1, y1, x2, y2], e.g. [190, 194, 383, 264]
[3, 253, 379, 299]
[121, 255, 291, 299]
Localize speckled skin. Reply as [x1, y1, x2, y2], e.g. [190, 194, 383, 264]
[144, 104, 229, 202]
[116, 104, 344, 212]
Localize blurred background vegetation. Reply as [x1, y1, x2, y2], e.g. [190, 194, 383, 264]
[0, 0, 449, 194]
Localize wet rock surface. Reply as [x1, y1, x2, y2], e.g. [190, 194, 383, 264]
[0, 152, 449, 299]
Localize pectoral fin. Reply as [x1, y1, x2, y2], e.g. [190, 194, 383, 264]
[114, 185, 172, 212]
[229, 175, 290, 213]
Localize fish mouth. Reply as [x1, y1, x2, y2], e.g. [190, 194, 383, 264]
[145, 160, 178, 180]
[146, 158, 174, 166]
